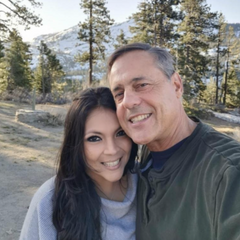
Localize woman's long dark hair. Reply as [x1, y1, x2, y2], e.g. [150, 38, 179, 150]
[52, 87, 137, 240]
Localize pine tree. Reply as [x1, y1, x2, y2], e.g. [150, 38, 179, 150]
[177, 0, 218, 101]
[222, 26, 240, 105]
[114, 30, 128, 49]
[0, 41, 4, 59]
[0, 41, 7, 93]
[204, 76, 216, 105]
[0, 0, 42, 36]
[129, 1, 154, 44]
[209, 13, 227, 104]
[35, 41, 65, 96]
[77, 0, 114, 85]
[129, 0, 181, 48]
[222, 66, 240, 107]
[4, 29, 33, 91]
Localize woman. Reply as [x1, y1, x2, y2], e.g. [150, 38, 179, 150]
[20, 87, 138, 240]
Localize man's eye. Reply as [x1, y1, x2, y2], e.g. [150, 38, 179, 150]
[114, 92, 123, 99]
[140, 83, 148, 87]
[116, 130, 126, 137]
[87, 136, 101, 142]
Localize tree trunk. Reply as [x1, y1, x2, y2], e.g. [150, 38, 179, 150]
[223, 61, 228, 105]
[40, 44, 45, 97]
[88, 0, 93, 86]
[215, 39, 220, 104]
[153, 0, 157, 46]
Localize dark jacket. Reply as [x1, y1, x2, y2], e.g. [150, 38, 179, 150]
[136, 119, 240, 240]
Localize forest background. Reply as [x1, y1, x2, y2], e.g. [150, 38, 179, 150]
[0, 0, 240, 108]
[0, 0, 240, 239]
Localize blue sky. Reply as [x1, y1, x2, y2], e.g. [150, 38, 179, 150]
[18, 0, 240, 42]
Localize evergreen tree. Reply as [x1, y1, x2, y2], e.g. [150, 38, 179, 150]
[222, 26, 240, 105]
[0, 41, 7, 93]
[177, 0, 218, 101]
[77, 0, 114, 85]
[35, 41, 65, 96]
[114, 29, 128, 49]
[0, 0, 42, 36]
[204, 76, 216, 105]
[130, 0, 181, 48]
[0, 41, 4, 59]
[129, 1, 154, 44]
[209, 13, 227, 104]
[223, 66, 240, 107]
[4, 29, 33, 91]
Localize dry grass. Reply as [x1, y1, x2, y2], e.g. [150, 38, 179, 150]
[204, 116, 240, 142]
[233, 127, 240, 142]
[0, 100, 239, 240]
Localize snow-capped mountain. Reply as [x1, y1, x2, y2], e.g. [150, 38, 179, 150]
[28, 19, 135, 74]
[28, 20, 240, 76]
[228, 23, 240, 37]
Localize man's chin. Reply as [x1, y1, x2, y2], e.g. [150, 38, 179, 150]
[131, 135, 151, 146]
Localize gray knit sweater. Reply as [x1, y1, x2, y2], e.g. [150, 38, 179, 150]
[19, 172, 137, 240]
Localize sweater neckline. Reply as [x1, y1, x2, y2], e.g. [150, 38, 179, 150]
[148, 117, 211, 178]
[101, 172, 137, 208]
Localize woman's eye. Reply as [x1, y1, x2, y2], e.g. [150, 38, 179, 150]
[116, 130, 126, 137]
[87, 136, 101, 142]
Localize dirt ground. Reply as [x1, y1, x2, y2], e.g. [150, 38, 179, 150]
[0, 101, 68, 240]
[0, 101, 239, 240]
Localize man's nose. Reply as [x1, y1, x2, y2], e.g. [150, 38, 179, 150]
[122, 91, 141, 109]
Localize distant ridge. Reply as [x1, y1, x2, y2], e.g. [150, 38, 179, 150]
[28, 19, 135, 75]
[27, 20, 240, 75]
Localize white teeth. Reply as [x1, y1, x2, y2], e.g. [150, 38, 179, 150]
[103, 159, 120, 167]
[130, 114, 150, 123]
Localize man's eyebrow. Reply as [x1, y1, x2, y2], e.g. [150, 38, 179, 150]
[112, 76, 145, 93]
[132, 76, 145, 82]
[112, 85, 122, 93]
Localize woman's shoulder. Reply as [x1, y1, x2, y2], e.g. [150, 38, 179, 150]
[30, 176, 56, 209]
[19, 177, 57, 240]
[34, 176, 55, 196]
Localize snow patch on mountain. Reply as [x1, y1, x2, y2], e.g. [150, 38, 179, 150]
[28, 19, 135, 73]
[27, 19, 240, 76]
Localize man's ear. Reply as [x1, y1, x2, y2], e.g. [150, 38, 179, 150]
[171, 72, 183, 98]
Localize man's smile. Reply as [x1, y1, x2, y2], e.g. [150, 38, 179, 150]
[129, 113, 151, 123]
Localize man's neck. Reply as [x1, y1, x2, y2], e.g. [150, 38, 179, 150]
[147, 114, 197, 152]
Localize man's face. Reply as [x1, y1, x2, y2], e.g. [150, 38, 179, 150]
[109, 50, 183, 151]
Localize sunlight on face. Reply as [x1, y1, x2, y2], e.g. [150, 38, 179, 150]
[84, 108, 132, 187]
[109, 51, 183, 150]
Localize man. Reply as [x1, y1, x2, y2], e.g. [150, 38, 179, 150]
[108, 43, 240, 240]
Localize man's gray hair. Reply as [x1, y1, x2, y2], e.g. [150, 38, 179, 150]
[108, 43, 175, 80]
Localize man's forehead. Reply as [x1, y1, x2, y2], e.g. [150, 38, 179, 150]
[109, 71, 127, 92]
[111, 50, 153, 67]
[110, 76, 145, 93]
[108, 51, 157, 89]
[109, 51, 153, 76]
[108, 60, 130, 89]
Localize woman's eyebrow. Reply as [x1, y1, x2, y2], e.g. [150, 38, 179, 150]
[85, 131, 102, 135]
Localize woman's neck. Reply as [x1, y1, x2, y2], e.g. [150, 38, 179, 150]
[95, 174, 128, 202]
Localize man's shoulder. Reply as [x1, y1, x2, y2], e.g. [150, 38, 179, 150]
[200, 123, 240, 168]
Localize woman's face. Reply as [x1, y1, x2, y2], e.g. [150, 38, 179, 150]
[84, 107, 132, 186]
